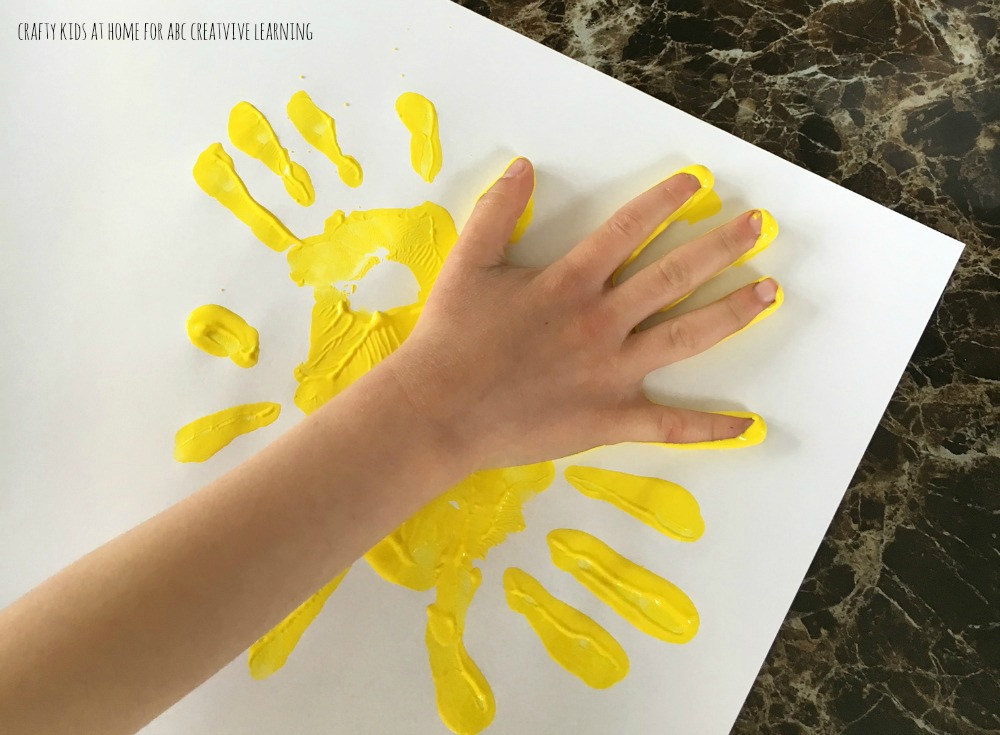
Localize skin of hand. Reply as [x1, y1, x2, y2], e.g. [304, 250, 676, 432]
[0, 158, 778, 735]
[387, 157, 777, 470]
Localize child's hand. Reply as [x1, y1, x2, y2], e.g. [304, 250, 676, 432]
[384, 158, 779, 470]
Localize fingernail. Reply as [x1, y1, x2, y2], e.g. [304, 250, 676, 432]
[504, 157, 528, 178]
[753, 277, 778, 306]
[672, 172, 702, 197]
[749, 210, 763, 236]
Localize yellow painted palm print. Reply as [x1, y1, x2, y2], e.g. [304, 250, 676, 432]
[175, 89, 770, 735]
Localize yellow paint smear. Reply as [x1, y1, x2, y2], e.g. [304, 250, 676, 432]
[174, 402, 280, 463]
[228, 101, 315, 206]
[248, 570, 347, 679]
[547, 529, 699, 644]
[185, 304, 259, 368]
[613, 164, 723, 283]
[193, 143, 300, 252]
[653, 410, 767, 450]
[503, 568, 628, 689]
[396, 92, 442, 183]
[367, 463, 555, 735]
[287, 91, 363, 188]
[478, 157, 534, 244]
[564, 466, 704, 542]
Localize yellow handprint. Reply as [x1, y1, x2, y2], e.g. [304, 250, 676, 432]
[174, 89, 769, 734]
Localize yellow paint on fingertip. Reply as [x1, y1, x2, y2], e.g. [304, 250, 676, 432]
[248, 570, 347, 679]
[651, 410, 767, 450]
[734, 209, 779, 267]
[503, 568, 629, 689]
[717, 279, 784, 347]
[193, 143, 300, 252]
[564, 466, 704, 542]
[396, 92, 442, 183]
[547, 529, 699, 644]
[478, 157, 534, 244]
[228, 101, 315, 206]
[185, 304, 259, 368]
[613, 163, 723, 282]
[287, 91, 363, 188]
[173, 402, 280, 463]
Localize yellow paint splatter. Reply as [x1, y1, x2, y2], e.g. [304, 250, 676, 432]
[193, 143, 300, 252]
[185, 304, 259, 368]
[228, 101, 315, 206]
[396, 92, 442, 183]
[174, 402, 280, 463]
[547, 529, 699, 644]
[287, 91, 363, 188]
[613, 163, 723, 282]
[248, 570, 347, 679]
[564, 466, 704, 542]
[504, 568, 628, 689]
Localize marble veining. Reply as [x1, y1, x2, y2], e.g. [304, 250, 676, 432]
[454, 1, 999, 732]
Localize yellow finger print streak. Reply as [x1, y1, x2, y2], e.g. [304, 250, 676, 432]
[248, 570, 347, 679]
[396, 92, 442, 183]
[193, 143, 300, 252]
[504, 568, 629, 689]
[185, 304, 259, 368]
[564, 466, 704, 542]
[174, 402, 281, 463]
[547, 529, 699, 644]
[287, 91, 363, 188]
[613, 164, 723, 283]
[228, 101, 315, 206]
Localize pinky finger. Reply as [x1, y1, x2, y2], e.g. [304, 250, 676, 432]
[610, 402, 766, 449]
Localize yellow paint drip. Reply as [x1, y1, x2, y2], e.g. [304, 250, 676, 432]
[173, 402, 280, 463]
[503, 568, 628, 689]
[287, 91, 363, 188]
[193, 143, 300, 252]
[248, 570, 347, 679]
[478, 158, 534, 244]
[547, 529, 699, 644]
[228, 101, 315, 206]
[185, 304, 259, 368]
[396, 92, 442, 183]
[564, 466, 704, 542]
[613, 164, 723, 283]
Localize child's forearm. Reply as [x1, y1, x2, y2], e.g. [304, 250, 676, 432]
[0, 365, 465, 735]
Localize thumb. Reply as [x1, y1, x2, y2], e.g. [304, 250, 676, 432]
[456, 157, 535, 266]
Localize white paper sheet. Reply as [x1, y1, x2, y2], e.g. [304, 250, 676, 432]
[0, 0, 963, 733]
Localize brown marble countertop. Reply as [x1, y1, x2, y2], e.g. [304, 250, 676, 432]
[453, 1, 1000, 732]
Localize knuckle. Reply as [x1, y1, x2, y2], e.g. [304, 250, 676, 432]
[718, 226, 747, 261]
[664, 319, 697, 353]
[606, 208, 645, 242]
[657, 411, 686, 444]
[655, 256, 692, 293]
